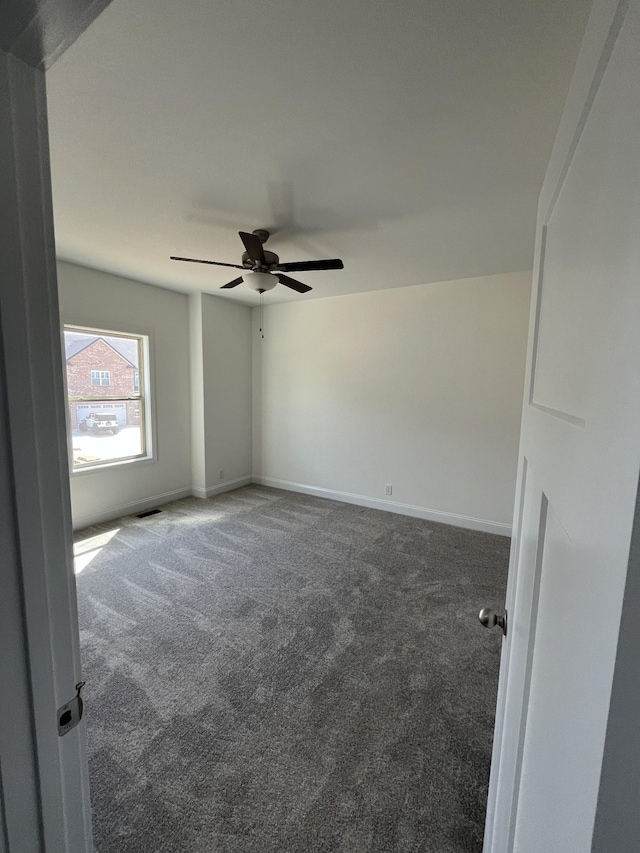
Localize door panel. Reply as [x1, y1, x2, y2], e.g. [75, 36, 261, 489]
[491, 465, 547, 848]
[515, 504, 593, 852]
[485, 1, 640, 850]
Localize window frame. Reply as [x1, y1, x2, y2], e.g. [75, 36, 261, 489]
[63, 324, 155, 473]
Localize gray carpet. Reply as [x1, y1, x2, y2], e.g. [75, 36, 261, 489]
[74, 486, 508, 852]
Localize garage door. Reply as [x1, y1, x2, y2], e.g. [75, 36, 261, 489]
[76, 403, 127, 426]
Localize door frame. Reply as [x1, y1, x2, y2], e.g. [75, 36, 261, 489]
[483, 1, 634, 849]
[0, 2, 112, 849]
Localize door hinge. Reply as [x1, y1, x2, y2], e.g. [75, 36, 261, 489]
[57, 681, 85, 736]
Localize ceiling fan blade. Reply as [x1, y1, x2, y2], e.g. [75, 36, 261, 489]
[170, 256, 244, 270]
[277, 258, 344, 272]
[277, 273, 312, 294]
[220, 277, 244, 289]
[239, 231, 266, 264]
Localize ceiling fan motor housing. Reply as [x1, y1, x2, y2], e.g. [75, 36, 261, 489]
[242, 249, 279, 270]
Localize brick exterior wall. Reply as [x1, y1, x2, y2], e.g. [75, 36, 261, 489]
[67, 338, 136, 397]
[67, 339, 140, 428]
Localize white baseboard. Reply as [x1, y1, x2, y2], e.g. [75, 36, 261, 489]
[73, 486, 193, 531]
[192, 475, 253, 500]
[74, 475, 512, 537]
[252, 476, 512, 537]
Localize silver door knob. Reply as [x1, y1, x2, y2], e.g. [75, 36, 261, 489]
[479, 607, 507, 636]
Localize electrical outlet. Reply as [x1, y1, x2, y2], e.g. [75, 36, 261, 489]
[384, 484, 393, 496]
[219, 469, 224, 480]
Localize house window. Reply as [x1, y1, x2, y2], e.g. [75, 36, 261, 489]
[64, 326, 151, 471]
[91, 370, 111, 386]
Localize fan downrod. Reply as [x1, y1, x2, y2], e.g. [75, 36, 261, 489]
[252, 229, 270, 244]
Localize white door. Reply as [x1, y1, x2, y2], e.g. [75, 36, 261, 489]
[484, 0, 640, 850]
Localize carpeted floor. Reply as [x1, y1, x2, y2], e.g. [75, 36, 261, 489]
[74, 485, 508, 853]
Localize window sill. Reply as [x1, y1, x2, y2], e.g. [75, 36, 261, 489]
[71, 454, 157, 476]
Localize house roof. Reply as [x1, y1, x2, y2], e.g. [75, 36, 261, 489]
[65, 332, 139, 368]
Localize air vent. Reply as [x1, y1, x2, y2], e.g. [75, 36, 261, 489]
[136, 508, 163, 519]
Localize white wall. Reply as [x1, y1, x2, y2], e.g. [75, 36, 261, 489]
[59, 262, 529, 533]
[253, 271, 531, 534]
[191, 293, 253, 496]
[57, 261, 192, 528]
[189, 293, 206, 494]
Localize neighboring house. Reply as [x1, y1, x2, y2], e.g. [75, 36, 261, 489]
[65, 334, 140, 427]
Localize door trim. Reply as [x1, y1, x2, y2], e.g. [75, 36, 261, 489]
[0, 1, 115, 850]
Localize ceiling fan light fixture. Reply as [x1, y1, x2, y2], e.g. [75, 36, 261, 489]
[243, 271, 276, 292]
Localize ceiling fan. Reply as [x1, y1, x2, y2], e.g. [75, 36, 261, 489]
[170, 230, 344, 294]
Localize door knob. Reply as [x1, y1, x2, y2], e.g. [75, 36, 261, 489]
[479, 607, 507, 636]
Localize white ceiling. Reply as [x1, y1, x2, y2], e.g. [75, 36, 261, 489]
[46, 0, 591, 305]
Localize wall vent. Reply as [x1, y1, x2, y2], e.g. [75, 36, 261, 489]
[136, 508, 163, 519]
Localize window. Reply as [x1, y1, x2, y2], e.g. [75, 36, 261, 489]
[64, 326, 151, 471]
[91, 370, 111, 386]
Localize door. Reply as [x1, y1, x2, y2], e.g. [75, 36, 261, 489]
[483, 0, 640, 850]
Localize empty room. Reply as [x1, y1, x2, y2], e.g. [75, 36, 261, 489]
[3, 0, 640, 852]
